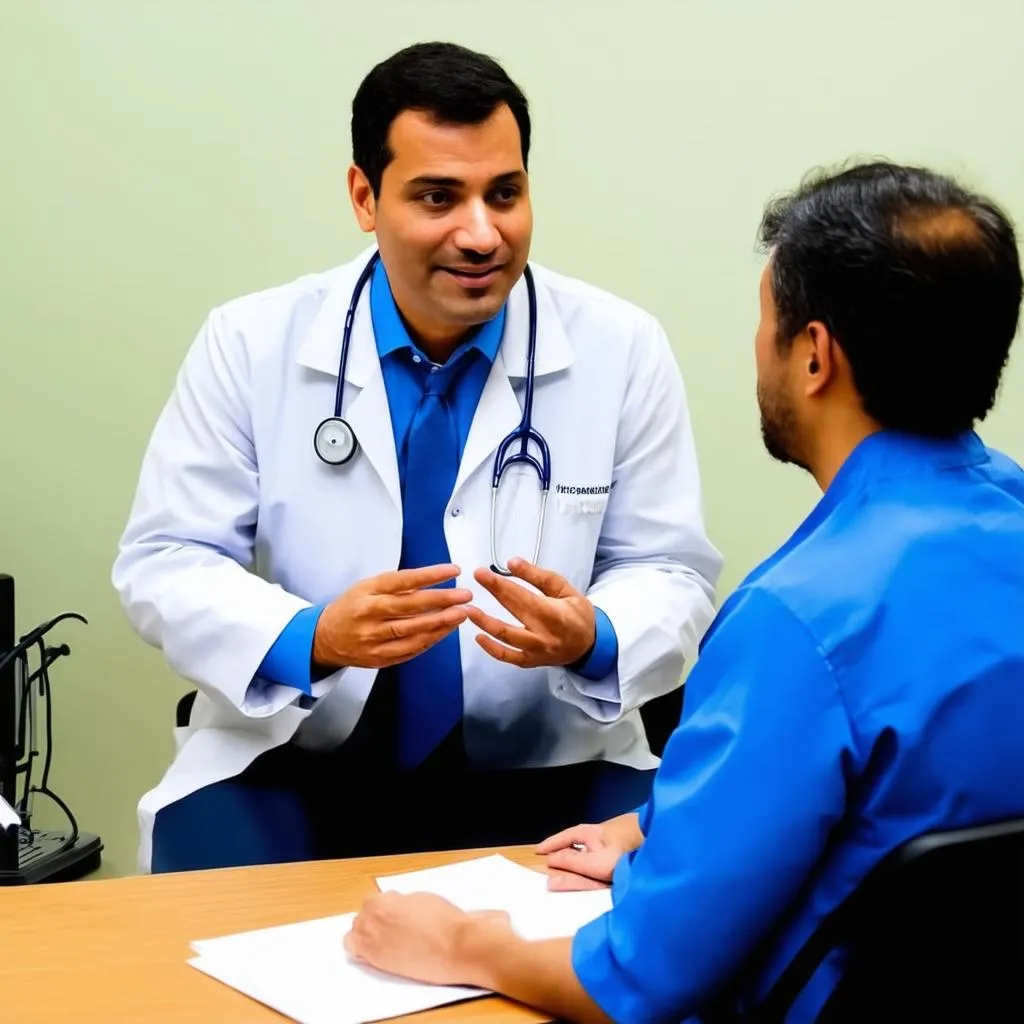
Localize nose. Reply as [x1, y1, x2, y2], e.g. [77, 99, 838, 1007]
[451, 198, 502, 255]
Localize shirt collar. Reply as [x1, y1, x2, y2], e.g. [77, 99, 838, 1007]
[827, 428, 986, 499]
[369, 257, 505, 366]
[739, 429, 988, 592]
[792, 429, 986, 546]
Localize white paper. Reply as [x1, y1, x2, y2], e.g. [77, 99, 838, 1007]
[376, 854, 613, 942]
[190, 912, 484, 1024]
[375, 854, 547, 905]
[189, 855, 612, 1023]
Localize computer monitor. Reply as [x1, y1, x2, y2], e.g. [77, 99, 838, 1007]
[0, 574, 15, 808]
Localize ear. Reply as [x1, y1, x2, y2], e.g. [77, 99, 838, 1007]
[802, 321, 836, 397]
[347, 164, 376, 233]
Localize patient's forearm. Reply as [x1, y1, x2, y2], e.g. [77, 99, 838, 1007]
[458, 925, 612, 1024]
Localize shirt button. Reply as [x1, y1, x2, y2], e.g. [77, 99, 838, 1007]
[412, 354, 422, 364]
[450, 506, 461, 517]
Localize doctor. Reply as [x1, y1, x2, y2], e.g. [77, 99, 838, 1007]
[113, 40, 721, 874]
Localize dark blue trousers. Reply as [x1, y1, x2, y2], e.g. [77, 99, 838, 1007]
[152, 677, 655, 872]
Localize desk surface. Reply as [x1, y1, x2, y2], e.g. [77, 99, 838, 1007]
[1, 846, 553, 1024]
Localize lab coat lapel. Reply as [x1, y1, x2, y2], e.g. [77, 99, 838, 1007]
[454, 353, 522, 496]
[453, 268, 573, 495]
[342, 337, 401, 510]
[296, 248, 401, 509]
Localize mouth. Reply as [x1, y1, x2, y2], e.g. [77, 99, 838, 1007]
[439, 265, 505, 289]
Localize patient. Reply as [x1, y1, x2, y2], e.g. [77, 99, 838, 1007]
[344, 161, 1024, 1023]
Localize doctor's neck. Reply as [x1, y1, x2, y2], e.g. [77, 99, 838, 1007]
[404, 320, 476, 364]
[392, 293, 483, 365]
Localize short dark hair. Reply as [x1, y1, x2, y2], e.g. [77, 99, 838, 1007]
[758, 161, 1022, 436]
[351, 41, 531, 196]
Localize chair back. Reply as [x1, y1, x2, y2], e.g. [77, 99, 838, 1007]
[756, 817, 1024, 1022]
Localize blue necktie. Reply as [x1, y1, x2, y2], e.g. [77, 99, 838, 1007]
[395, 364, 464, 770]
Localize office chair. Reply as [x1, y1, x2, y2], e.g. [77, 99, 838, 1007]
[176, 689, 197, 728]
[748, 816, 1024, 1022]
[640, 687, 683, 758]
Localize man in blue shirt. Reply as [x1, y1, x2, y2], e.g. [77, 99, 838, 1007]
[345, 162, 1024, 1022]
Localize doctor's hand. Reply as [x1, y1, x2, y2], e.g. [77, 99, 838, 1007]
[536, 813, 644, 891]
[312, 564, 472, 672]
[467, 558, 596, 669]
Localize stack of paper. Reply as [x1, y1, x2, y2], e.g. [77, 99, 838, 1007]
[188, 854, 612, 1024]
[191, 912, 481, 1024]
[375, 854, 613, 942]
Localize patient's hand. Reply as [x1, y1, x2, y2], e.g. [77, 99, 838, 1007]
[536, 813, 643, 891]
[345, 892, 512, 986]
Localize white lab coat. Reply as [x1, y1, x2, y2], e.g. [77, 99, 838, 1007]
[113, 248, 723, 872]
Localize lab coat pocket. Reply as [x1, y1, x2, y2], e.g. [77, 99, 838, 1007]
[554, 493, 610, 516]
[545, 484, 611, 588]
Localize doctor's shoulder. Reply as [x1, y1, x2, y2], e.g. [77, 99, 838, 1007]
[530, 262, 676, 362]
[190, 265, 342, 366]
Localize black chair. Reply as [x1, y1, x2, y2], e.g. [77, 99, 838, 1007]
[640, 686, 684, 758]
[176, 689, 197, 728]
[749, 816, 1024, 1022]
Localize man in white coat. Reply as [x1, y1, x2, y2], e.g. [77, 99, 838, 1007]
[113, 41, 722, 873]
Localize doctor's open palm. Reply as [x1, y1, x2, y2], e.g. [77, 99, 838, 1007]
[312, 563, 472, 671]
[467, 557, 597, 669]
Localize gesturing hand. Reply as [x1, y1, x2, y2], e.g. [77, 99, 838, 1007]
[313, 564, 471, 672]
[466, 558, 596, 669]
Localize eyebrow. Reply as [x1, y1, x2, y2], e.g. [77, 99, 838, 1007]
[405, 170, 525, 189]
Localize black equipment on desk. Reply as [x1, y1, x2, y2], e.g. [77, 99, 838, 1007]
[0, 574, 102, 884]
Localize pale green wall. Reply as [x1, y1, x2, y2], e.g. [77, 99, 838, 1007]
[2, 0, 1022, 877]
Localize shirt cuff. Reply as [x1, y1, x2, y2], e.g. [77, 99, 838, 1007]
[254, 604, 326, 696]
[569, 607, 619, 681]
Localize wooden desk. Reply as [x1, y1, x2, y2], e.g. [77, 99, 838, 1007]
[1, 846, 553, 1024]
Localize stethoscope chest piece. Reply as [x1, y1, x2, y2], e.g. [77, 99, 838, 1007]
[314, 416, 358, 466]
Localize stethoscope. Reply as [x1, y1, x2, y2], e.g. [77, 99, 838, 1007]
[313, 251, 551, 575]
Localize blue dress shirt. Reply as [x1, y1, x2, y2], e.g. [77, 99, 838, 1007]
[572, 430, 1024, 1023]
[256, 261, 617, 695]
